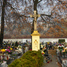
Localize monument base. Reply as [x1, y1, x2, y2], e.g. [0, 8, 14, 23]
[31, 30, 40, 51]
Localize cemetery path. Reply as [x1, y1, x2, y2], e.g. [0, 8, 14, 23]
[42, 50, 61, 67]
[42, 55, 59, 67]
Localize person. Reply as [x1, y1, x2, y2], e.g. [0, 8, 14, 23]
[25, 45, 29, 53]
[56, 48, 60, 56]
[46, 44, 49, 50]
[21, 46, 23, 54]
[40, 44, 43, 50]
[44, 50, 48, 57]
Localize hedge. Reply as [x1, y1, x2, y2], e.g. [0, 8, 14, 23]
[58, 39, 65, 43]
[8, 50, 43, 67]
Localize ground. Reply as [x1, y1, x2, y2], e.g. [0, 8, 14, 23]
[42, 49, 62, 67]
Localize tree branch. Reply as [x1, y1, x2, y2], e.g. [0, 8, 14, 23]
[41, 14, 54, 19]
[6, 2, 31, 18]
[0, 0, 3, 6]
[41, 15, 47, 23]
[41, 14, 51, 17]
[7, 2, 15, 10]
[38, 0, 42, 3]
[58, 0, 67, 4]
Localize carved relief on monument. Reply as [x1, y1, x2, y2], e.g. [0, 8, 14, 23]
[34, 40, 38, 49]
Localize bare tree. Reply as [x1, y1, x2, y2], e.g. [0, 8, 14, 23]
[0, 0, 7, 48]
[0, 0, 67, 40]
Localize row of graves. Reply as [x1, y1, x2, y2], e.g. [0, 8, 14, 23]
[56, 42, 67, 67]
[0, 41, 30, 67]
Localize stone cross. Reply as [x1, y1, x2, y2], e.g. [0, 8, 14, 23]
[30, 10, 40, 30]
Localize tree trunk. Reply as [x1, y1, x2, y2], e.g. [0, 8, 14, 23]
[31, 21, 34, 34]
[0, 0, 7, 48]
[34, 0, 38, 11]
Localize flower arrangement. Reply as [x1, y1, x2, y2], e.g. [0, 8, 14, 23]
[6, 49, 12, 54]
[8, 46, 10, 49]
[0, 49, 6, 53]
[29, 49, 32, 51]
[6, 49, 11, 52]
[10, 48, 12, 50]
[18, 45, 22, 49]
[42, 51, 45, 55]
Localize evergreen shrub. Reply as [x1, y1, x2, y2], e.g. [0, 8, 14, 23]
[8, 50, 43, 67]
[58, 39, 65, 43]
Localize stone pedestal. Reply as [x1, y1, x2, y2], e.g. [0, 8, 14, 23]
[31, 30, 40, 51]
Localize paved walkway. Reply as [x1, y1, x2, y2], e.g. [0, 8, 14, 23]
[42, 50, 60, 67]
[42, 55, 59, 67]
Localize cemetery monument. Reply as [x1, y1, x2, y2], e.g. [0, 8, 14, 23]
[30, 10, 40, 51]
